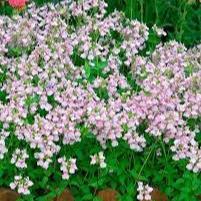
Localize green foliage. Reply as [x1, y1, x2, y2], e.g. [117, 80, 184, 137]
[1, 122, 201, 200]
[1, 0, 200, 46]
[84, 60, 108, 82]
[106, 0, 201, 47]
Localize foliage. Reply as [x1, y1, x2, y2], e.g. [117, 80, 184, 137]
[1, 0, 200, 46]
[106, 0, 201, 47]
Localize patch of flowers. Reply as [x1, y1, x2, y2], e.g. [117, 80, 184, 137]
[58, 157, 77, 180]
[137, 182, 153, 201]
[10, 175, 33, 195]
[11, 148, 29, 169]
[90, 151, 107, 168]
[0, 0, 200, 199]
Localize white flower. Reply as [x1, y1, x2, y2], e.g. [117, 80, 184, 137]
[11, 149, 29, 169]
[10, 176, 33, 195]
[152, 24, 167, 37]
[58, 157, 77, 180]
[137, 182, 153, 201]
[90, 151, 107, 168]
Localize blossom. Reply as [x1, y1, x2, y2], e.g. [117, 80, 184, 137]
[137, 182, 153, 201]
[90, 151, 107, 168]
[0, 129, 9, 160]
[10, 175, 33, 195]
[152, 24, 167, 37]
[8, 0, 28, 9]
[11, 148, 29, 169]
[58, 157, 77, 180]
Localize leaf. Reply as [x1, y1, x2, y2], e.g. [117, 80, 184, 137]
[84, 62, 91, 79]
[82, 193, 94, 200]
[38, 176, 49, 188]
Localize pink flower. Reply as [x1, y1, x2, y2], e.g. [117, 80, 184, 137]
[137, 182, 153, 201]
[8, 0, 27, 9]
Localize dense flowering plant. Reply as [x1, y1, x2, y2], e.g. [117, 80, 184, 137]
[0, 0, 200, 200]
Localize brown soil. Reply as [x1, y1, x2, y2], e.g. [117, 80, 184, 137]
[54, 189, 74, 201]
[97, 188, 118, 201]
[143, 188, 168, 201]
[0, 188, 20, 201]
[0, 187, 169, 201]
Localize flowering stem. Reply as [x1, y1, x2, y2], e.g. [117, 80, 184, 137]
[135, 145, 155, 185]
[160, 138, 167, 162]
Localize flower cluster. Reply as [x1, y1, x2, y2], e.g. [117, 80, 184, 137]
[90, 151, 107, 168]
[137, 182, 153, 201]
[11, 148, 29, 169]
[0, 124, 9, 159]
[8, 0, 28, 10]
[10, 175, 33, 195]
[132, 41, 201, 171]
[0, 0, 200, 196]
[58, 157, 77, 180]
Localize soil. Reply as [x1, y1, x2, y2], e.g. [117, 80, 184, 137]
[0, 188, 20, 201]
[54, 189, 74, 201]
[97, 188, 118, 201]
[0, 187, 168, 201]
[143, 188, 168, 201]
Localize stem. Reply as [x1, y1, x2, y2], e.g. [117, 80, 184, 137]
[130, 0, 133, 19]
[140, 0, 143, 22]
[135, 145, 155, 185]
[160, 138, 167, 162]
[178, 2, 188, 41]
[154, 0, 159, 24]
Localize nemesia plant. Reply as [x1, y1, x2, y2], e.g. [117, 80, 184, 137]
[0, 0, 200, 200]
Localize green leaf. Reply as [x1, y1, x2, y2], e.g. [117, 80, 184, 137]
[82, 193, 94, 200]
[84, 62, 91, 79]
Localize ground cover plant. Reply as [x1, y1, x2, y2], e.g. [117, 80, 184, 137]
[0, 0, 201, 201]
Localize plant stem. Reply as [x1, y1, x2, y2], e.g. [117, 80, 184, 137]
[135, 145, 155, 185]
